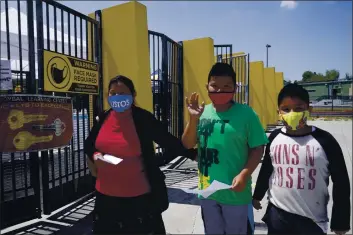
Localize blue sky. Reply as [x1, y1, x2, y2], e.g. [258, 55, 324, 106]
[4, 0, 351, 81]
[59, 1, 352, 81]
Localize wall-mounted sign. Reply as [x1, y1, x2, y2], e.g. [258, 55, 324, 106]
[0, 95, 73, 152]
[43, 50, 99, 94]
[0, 60, 13, 91]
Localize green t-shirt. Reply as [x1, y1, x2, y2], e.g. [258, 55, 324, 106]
[197, 103, 268, 205]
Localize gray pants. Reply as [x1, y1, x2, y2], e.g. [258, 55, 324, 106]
[201, 199, 254, 235]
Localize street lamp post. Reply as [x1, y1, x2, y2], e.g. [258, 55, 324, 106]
[266, 44, 271, 67]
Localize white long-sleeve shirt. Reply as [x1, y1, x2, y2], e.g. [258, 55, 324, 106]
[253, 127, 351, 233]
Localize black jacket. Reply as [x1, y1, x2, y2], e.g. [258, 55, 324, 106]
[84, 106, 197, 213]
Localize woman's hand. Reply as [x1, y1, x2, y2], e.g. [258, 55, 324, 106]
[93, 152, 108, 170]
[186, 92, 205, 119]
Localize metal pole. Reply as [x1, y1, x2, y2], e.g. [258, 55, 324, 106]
[266, 44, 271, 67]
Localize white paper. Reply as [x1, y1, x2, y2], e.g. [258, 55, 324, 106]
[182, 180, 231, 198]
[96, 154, 123, 165]
[0, 60, 12, 91]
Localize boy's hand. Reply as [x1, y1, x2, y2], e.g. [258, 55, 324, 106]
[186, 92, 205, 119]
[332, 230, 349, 235]
[252, 199, 262, 210]
[231, 174, 247, 192]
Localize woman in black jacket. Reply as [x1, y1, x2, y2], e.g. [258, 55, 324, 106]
[84, 75, 196, 235]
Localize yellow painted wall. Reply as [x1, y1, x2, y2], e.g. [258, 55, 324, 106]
[183, 37, 214, 126]
[275, 72, 284, 97]
[275, 72, 284, 123]
[249, 61, 267, 129]
[264, 67, 277, 124]
[95, 2, 152, 112]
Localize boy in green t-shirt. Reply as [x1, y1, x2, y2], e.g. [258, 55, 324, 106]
[182, 62, 268, 235]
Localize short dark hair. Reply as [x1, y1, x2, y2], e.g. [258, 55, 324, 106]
[108, 75, 136, 94]
[277, 83, 310, 106]
[208, 62, 236, 84]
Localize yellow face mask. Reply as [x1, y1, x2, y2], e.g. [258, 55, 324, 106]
[279, 111, 310, 131]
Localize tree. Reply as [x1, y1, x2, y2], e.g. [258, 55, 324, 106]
[302, 71, 314, 82]
[325, 69, 340, 81]
[309, 73, 326, 82]
[345, 73, 352, 80]
[300, 69, 341, 83]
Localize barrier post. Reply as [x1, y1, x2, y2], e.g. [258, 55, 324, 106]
[90, 2, 152, 111]
[264, 67, 277, 125]
[249, 61, 267, 129]
[275, 72, 284, 96]
[182, 38, 214, 126]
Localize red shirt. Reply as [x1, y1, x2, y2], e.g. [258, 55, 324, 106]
[95, 110, 150, 197]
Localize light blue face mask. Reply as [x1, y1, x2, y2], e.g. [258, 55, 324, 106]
[108, 95, 133, 112]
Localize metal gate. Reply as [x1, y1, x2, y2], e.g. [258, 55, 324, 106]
[0, 0, 102, 228]
[214, 45, 249, 105]
[36, 0, 102, 215]
[231, 54, 250, 105]
[148, 31, 184, 156]
[214, 44, 233, 64]
[1, 0, 41, 228]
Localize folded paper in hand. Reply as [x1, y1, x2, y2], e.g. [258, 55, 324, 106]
[181, 180, 231, 198]
[96, 154, 123, 165]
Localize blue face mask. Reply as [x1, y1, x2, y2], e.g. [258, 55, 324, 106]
[108, 95, 133, 112]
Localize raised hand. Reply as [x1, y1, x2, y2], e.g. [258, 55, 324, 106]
[185, 92, 205, 119]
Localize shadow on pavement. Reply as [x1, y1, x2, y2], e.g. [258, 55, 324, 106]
[47, 196, 95, 225]
[57, 214, 93, 235]
[163, 169, 201, 206]
[167, 187, 200, 206]
[1, 221, 67, 235]
[255, 221, 267, 231]
[1, 196, 96, 235]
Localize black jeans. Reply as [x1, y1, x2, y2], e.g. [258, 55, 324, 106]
[92, 191, 166, 235]
[263, 203, 326, 235]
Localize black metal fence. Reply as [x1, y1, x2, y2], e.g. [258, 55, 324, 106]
[1, 0, 41, 228]
[231, 54, 250, 105]
[214, 45, 250, 105]
[214, 44, 233, 64]
[0, 0, 102, 229]
[310, 95, 353, 117]
[148, 30, 184, 155]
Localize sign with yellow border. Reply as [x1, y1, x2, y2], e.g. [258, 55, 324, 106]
[44, 50, 99, 94]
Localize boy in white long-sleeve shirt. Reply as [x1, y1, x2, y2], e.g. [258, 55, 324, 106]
[253, 84, 351, 235]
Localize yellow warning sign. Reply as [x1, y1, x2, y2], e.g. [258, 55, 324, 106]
[43, 50, 99, 94]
